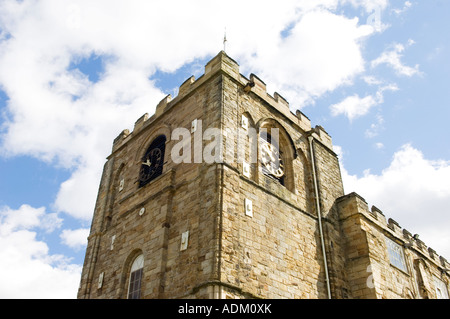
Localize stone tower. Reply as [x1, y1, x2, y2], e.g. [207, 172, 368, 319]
[77, 51, 449, 299]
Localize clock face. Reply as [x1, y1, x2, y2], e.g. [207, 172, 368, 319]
[260, 140, 284, 178]
[139, 147, 163, 183]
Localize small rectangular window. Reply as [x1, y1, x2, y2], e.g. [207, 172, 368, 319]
[385, 237, 408, 273]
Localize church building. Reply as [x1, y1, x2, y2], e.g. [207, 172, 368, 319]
[77, 51, 449, 299]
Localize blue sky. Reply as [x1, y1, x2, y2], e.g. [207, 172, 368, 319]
[0, 0, 449, 298]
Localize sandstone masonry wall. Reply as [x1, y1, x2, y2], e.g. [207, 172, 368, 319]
[338, 192, 450, 299]
[78, 51, 449, 300]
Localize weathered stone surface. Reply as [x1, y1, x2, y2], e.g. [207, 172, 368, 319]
[78, 51, 449, 299]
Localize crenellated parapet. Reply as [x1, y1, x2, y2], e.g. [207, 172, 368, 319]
[81, 50, 449, 299]
[111, 51, 317, 154]
[337, 192, 450, 271]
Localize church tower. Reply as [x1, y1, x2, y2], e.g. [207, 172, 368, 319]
[78, 51, 450, 299]
[77, 51, 346, 299]
[79, 51, 450, 300]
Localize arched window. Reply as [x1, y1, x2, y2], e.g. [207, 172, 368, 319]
[139, 135, 166, 187]
[260, 130, 285, 186]
[258, 120, 296, 192]
[128, 254, 144, 299]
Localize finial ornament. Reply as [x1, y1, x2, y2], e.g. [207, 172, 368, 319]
[223, 27, 227, 52]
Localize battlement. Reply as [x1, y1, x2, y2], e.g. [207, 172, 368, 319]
[82, 50, 449, 300]
[111, 51, 315, 153]
[241, 72, 311, 133]
[337, 192, 450, 270]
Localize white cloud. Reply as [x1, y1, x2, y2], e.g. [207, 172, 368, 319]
[342, 0, 390, 32]
[0, 204, 61, 234]
[53, 163, 104, 220]
[371, 42, 421, 76]
[342, 0, 389, 12]
[340, 144, 450, 259]
[374, 142, 385, 149]
[60, 228, 89, 251]
[363, 76, 383, 86]
[330, 94, 378, 120]
[365, 114, 385, 138]
[238, 8, 372, 107]
[0, 205, 80, 298]
[330, 82, 398, 120]
[392, 1, 412, 15]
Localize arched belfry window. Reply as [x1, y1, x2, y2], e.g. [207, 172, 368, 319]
[259, 121, 296, 192]
[260, 130, 285, 186]
[128, 254, 144, 299]
[139, 135, 166, 187]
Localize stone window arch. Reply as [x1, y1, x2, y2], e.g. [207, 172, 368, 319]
[127, 253, 144, 299]
[258, 119, 296, 192]
[138, 135, 167, 187]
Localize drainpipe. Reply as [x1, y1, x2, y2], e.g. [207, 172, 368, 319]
[308, 135, 332, 299]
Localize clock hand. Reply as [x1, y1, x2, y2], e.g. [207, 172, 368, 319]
[270, 152, 276, 161]
[142, 159, 152, 167]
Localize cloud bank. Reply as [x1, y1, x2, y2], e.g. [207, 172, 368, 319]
[0, 205, 81, 298]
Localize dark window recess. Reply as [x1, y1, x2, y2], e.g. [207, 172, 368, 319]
[139, 135, 166, 187]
